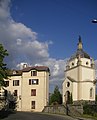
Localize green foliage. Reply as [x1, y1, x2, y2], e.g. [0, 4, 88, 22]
[83, 104, 97, 117]
[0, 43, 8, 87]
[0, 91, 17, 119]
[69, 93, 73, 104]
[66, 92, 73, 104]
[49, 85, 62, 105]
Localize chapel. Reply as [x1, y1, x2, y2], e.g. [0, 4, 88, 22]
[62, 36, 96, 104]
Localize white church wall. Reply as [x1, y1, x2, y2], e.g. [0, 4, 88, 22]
[62, 78, 73, 103]
[81, 67, 95, 81]
[66, 67, 78, 81]
[69, 58, 78, 68]
[81, 82, 95, 101]
[81, 58, 91, 67]
[73, 82, 78, 101]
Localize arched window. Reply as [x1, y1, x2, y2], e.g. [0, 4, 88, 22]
[66, 82, 70, 87]
[90, 88, 93, 98]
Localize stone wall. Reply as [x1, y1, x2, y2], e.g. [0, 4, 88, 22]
[43, 105, 66, 114]
[43, 104, 83, 117]
[68, 104, 83, 116]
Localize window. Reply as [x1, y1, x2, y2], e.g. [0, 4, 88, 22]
[90, 88, 93, 98]
[14, 90, 18, 96]
[5, 81, 9, 87]
[13, 80, 19, 86]
[29, 79, 39, 85]
[31, 101, 35, 109]
[4, 90, 8, 97]
[32, 79, 38, 84]
[29, 79, 31, 85]
[66, 82, 70, 87]
[31, 71, 37, 76]
[13, 71, 16, 74]
[72, 62, 74, 66]
[86, 62, 89, 65]
[31, 89, 36, 96]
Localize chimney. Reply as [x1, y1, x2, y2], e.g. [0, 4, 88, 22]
[23, 64, 28, 68]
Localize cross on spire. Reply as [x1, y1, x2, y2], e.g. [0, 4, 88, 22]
[78, 35, 83, 50]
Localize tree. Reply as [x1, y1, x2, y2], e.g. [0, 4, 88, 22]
[70, 93, 73, 104]
[0, 43, 8, 87]
[49, 85, 62, 105]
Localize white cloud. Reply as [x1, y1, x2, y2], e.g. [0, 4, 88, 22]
[0, 0, 10, 20]
[16, 38, 22, 45]
[0, 0, 67, 92]
[1, 0, 97, 93]
[10, 22, 37, 40]
[16, 62, 30, 69]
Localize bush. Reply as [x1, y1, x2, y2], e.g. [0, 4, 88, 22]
[83, 104, 97, 117]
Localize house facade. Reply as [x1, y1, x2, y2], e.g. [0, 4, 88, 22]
[63, 37, 96, 104]
[4, 66, 50, 112]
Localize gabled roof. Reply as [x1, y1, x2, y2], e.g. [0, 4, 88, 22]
[8, 66, 50, 76]
[22, 66, 50, 72]
[8, 70, 22, 76]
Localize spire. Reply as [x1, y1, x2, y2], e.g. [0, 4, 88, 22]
[77, 35, 83, 50]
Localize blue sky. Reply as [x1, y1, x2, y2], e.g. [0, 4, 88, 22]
[11, 0, 97, 59]
[0, 0, 97, 92]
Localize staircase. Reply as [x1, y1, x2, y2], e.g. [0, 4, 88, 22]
[67, 104, 82, 116]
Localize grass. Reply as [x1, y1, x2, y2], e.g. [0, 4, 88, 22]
[82, 114, 97, 120]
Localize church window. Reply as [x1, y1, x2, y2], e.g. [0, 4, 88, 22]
[66, 82, 70, 87]
[72, 62, 74, 66]
[90, 88, 93, 98]
[86, 62, 89, 65]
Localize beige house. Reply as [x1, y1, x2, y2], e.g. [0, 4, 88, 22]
[4, 66, 50, 112]
[63, 37, 96, 104]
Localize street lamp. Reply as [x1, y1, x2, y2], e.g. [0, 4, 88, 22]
[92, 19, 97, 23]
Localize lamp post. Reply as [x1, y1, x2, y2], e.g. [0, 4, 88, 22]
[92, 19, 97, 23]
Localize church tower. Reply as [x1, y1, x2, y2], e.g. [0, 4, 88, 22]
[62, 36, 96, 104]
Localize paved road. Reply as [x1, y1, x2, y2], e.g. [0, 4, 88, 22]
[1, 112, 78, 120]
[1, 112, 94, 120]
